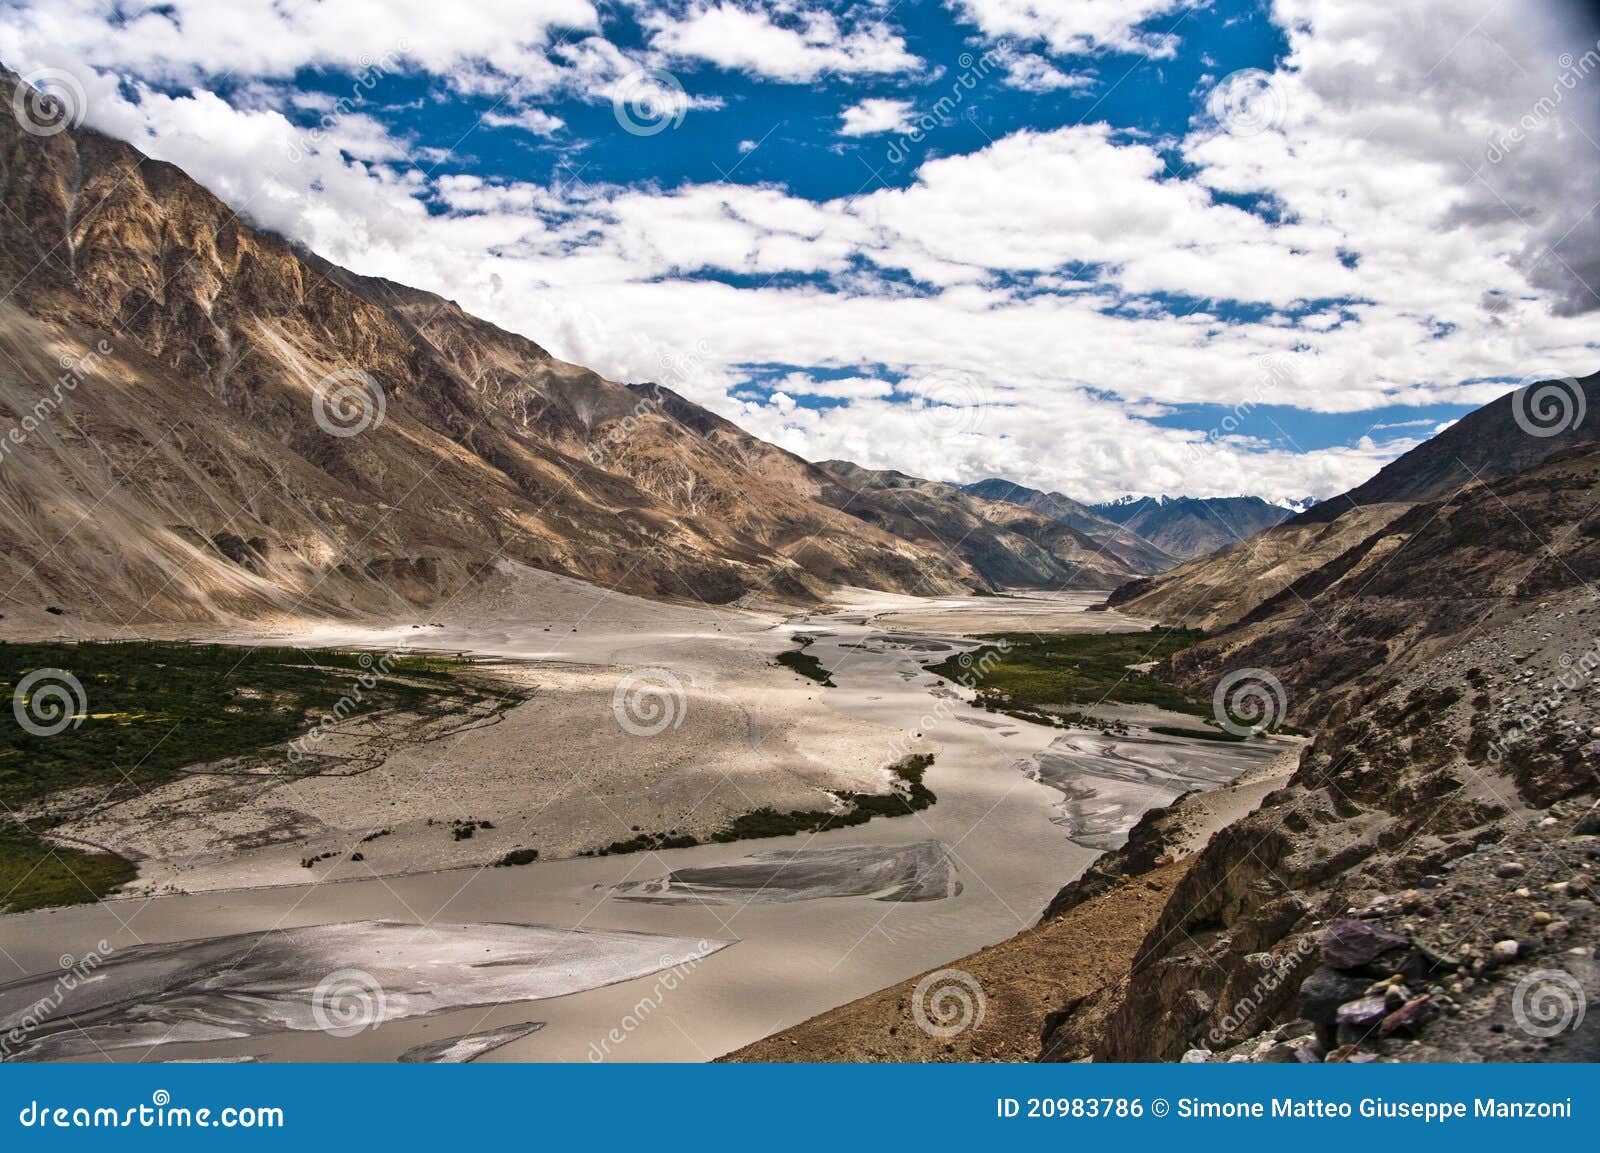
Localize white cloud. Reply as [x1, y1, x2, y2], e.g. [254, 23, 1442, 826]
[642, 2, 919, 82]
[950, 0, 1194, 59]
[483, 105, 566, 136]
[3, 0, 1597, 506]
[838, 97, 915, 136]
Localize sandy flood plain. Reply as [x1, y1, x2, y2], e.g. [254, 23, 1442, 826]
[1, 571, 1279, 1062]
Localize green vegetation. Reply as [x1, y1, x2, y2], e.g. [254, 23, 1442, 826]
[1149, 724, 1247, 743]
[0, 827, 136, 914]
[592, 754, 937, 855]
[775, 639, 835, 687]
[494, 847, 541, 867]
[0, 641, 495, 809]
[0, 640, 516, 912]
[925, 628, 1208, 723]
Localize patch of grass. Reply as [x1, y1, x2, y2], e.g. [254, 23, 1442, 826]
[596, 754, 937, 854]
[925, 628, 1207, 721]
[0, 827, 136, 913]
[775, 639, 835, 687]
[0, 641, 500, 810]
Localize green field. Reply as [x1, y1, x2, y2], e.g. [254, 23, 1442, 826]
[925, 628, 1209, 723]
[0, 641, 507, 913]
[591, 753, 937, 855]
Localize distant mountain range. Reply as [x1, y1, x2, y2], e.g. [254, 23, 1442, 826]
[962, 480, 1294, 563]
[1108, 371, 1600, 629]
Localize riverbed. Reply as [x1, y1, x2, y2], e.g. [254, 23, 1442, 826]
[0, 586, 1284, 1062]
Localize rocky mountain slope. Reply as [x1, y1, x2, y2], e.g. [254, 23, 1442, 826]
[1107, 375, 1600, 632]
[816, 462, 1144, 590]
[961, 478, 1177, 574]
[0, 72, 974, 630]
[1040, 441, 1600, 1062]
[1091, 494, 1294, 560]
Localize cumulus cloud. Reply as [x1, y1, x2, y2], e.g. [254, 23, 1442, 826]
[839, 97, 915, 136]
[949, 0, 1194, 59]
[2, 0, 1597, 505]
[641, 2, 919, 82]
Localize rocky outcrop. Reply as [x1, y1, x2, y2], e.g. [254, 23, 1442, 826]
[1040, 444, 1600, 1063]
[0, 69, 974, 629]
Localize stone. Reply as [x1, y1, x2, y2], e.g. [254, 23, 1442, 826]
[1180, 1048, 1212, 1063]
[1320, 919, 1409, 970]
[1491, 939, 1520, 962]
[1494, 861, 1527, 879]
[1532, 911, 1553, 926]
[1336, 996, 1390, 1027]
[1546, 920, 1571, 936]
[1567, 899, 1595, 916]
[1379, 995, 1439, 1037]
[1574, 810, 1600, 836]
[1299, 967, 1373, 1025]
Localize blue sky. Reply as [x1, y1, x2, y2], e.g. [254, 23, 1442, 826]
[5, 0, 1597, 502]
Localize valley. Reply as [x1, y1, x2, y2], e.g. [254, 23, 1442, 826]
[0, 585, 1286, 1062]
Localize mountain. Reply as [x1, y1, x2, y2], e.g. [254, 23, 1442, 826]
[1294, 374, 1600, 525]
[816, 463, 1145, 590]
[1108, 374, 1600, 631]
[0, 70, 978, 629]
[1089, 494, 1295, 560]
[959, 478, 1176, 575]
[1041, 437, 1600, 1062]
